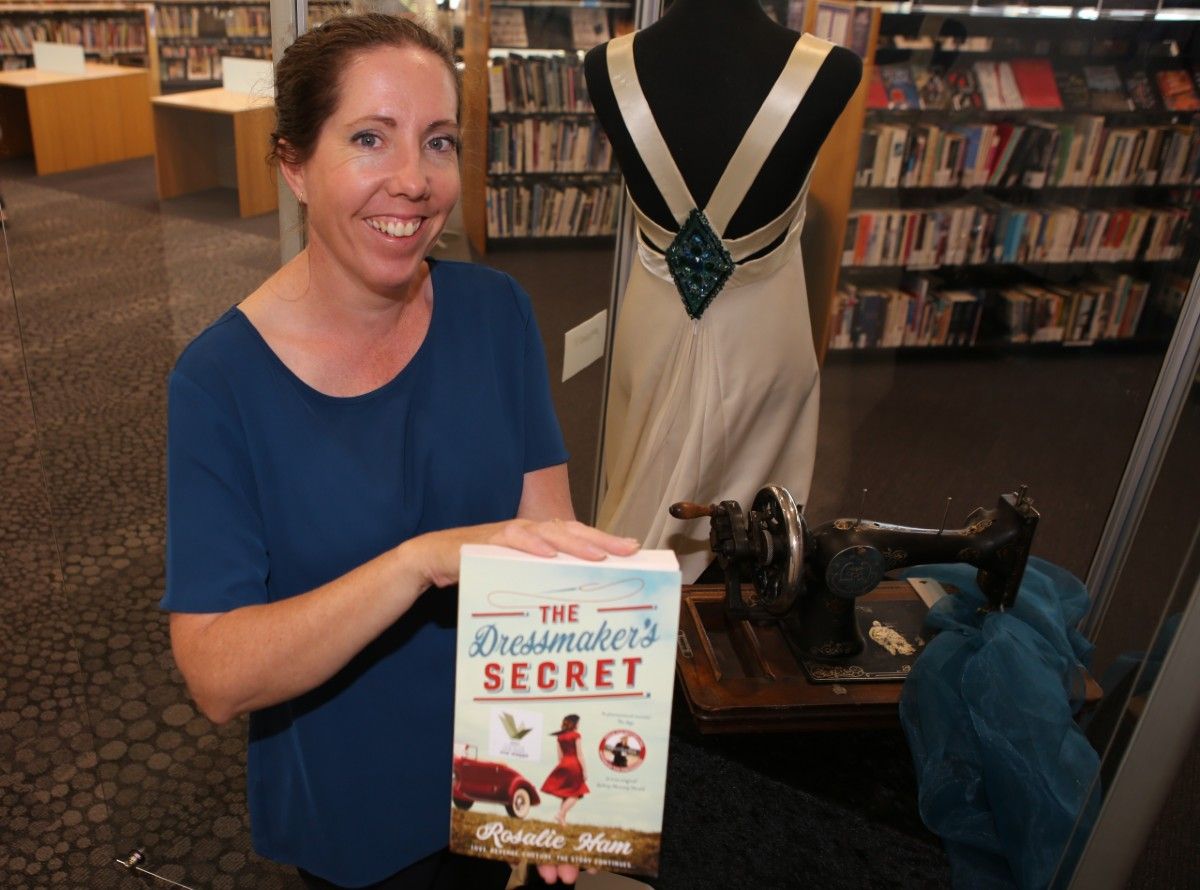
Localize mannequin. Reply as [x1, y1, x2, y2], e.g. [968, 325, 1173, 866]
[584, 0, 861, 245]
[587, 0, 862, 582]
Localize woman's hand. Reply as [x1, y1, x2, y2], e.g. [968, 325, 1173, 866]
[404, 518, 640, 589]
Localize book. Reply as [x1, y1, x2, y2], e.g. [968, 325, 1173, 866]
[866, 66, 888, 110]
[813, 0, 852, 47]
[913, 67, 951, 111]
[570, 8, 608, 51]
[450, 545, 681, 877]
[1084, 65, 1133, 112]
[848, 7, 873, 59]
[880, 64, 920, 110]
[1010, 59, 1063, 110]
[946, 66, 984, 111]
[1124, 69, 1161, 112]
[1054, 68, 1091, 110]
[490, 8, 529, 48]
[1155, 67, 1200, 112]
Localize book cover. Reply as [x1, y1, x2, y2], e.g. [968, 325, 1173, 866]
[1010, 59, 1063, 110]
[866, 65, 888, 110]
[1084, 65, 1133, 112]
[880, 64, 920, 110]
[570, 8, 609, 51]
[490, 8, 529, 48]
[451, 546, 681, 877]
[946, 66, 984, 111]
[1124, 69, 1161, 111]
[913, 67, 951, 110]
[848, 7, 873, 59]
[1054, 68, 1091, 110]
[1155, 67, 1200, 112]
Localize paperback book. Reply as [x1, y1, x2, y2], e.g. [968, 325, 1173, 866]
[450, 545, 682, 877]
[1155, 67, 1200, 112]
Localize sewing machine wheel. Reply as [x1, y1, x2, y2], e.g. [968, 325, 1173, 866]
[750, 485, 806, 617]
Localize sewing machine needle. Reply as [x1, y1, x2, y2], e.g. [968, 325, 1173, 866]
[938, 497, 952, 535]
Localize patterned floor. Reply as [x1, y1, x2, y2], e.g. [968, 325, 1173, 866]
[0, 160, 294, 888]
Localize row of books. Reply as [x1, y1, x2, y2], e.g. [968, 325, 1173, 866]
[488, 118, 613, 175]
[857, 119, 1200, 190]
[843, 204, 1190, 268]
[829, 272, 1157, 350]
[489, 7, 614, 51]
[870, 60, 1200, 114]
[160, 43, 267, 82]
[488, 54, 593, 115]
[0, 20, 146, 55]
[486, 181, 620, 239]
[158, 6, 269, 39]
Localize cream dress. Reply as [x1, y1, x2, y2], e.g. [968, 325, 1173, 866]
[597, 32, 834, 582]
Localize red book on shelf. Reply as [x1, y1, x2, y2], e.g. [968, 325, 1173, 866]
[867, 66, 888, 110]
[1156, 68, 1200, 111]
[1011, 59, 1063, 110]
[987, 122, 1017, 182]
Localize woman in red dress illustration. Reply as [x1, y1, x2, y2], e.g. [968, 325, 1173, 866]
[541, 714, 589, 827]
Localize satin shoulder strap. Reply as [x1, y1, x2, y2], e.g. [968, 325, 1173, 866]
[704, 33, 833, 236]
[606, 33, 696, 226]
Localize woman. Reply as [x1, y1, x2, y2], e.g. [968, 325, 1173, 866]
[162, 14, 637, 890]
[541, 714, 590, 826]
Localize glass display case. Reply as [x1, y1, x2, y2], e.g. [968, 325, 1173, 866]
[2, 0, 1199, 886]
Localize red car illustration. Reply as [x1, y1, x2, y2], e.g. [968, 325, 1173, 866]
[451, 743, 541, 818]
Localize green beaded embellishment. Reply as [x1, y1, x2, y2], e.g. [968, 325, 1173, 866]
[665, 209, 735, 320]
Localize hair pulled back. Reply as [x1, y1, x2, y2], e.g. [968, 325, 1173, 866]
[270, 13, 459, 168]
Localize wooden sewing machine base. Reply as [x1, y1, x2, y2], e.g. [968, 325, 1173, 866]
[675, 582, 1102, 733]
[675, 582, 923, 733]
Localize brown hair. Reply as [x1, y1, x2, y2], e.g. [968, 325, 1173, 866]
[270, 13, 459, 168]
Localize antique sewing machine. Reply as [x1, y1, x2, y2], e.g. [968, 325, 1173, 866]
[669, 484, 1041, 732]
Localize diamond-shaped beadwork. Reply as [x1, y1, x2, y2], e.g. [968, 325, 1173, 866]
[665, 209, 735, 319]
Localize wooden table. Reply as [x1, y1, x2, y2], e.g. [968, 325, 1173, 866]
[676, 582, 1103, 733]
[151, 88, 277, 218]
[0, 63, 154, 175]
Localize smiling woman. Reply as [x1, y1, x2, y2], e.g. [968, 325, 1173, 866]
[158, 13, 639, 890]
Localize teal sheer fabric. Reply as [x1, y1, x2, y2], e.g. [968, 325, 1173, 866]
[896, 558, 1100, 889]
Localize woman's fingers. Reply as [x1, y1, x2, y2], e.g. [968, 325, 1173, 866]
[493, 519, 639, 562]
[537, 863, 581, 883]
[534, 519, 641, 560]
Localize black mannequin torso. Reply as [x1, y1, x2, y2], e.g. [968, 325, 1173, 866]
[583, 0, 862, 243]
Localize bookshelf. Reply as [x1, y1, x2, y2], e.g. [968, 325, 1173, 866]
[460, 0, 633, 252]
[156, 1, 270, 90]
[0, 2, 158, 87]
[154, 0, 348, 92]
[828, 6, 1200, 355]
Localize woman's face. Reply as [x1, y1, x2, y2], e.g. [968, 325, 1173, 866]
[286, 44, 460, 296]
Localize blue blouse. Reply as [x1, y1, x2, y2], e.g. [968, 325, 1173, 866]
[162, 260, 568, 886]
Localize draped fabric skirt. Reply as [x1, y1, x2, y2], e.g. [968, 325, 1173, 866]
[597, 240, 821, 583]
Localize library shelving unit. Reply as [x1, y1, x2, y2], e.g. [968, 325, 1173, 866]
[0, 2, 158, 83]
[155, 0, 270, 91]
[154, 0, 348, 92]
[826, 3, 1200, 359]
[459, 0, 633, 253]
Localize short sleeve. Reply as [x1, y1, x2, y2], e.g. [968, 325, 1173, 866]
[161, 369, 269, 613]
[515, 279, 570, 473]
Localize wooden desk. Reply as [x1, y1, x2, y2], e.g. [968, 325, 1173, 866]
[676, 582, 1103, 733]
[0, 63, 154, 175]
[151, 88, 277, 218]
